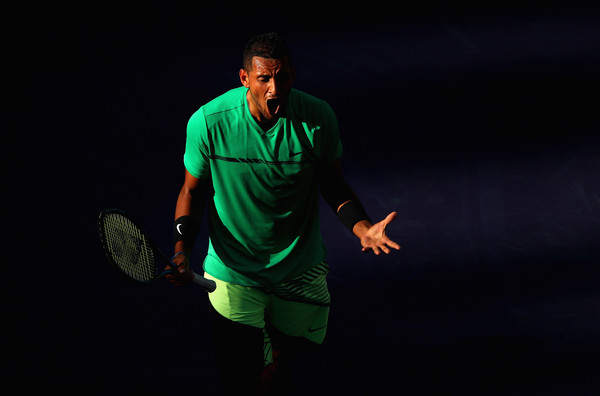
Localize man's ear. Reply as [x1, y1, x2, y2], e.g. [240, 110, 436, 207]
[239, 68, 250, 88]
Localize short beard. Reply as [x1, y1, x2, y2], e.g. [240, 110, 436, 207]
[247, 89, 273, 123]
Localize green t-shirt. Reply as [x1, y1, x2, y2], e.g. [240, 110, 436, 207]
[184, 87, 342, 286]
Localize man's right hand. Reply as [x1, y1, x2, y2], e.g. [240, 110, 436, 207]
[165, 252, 194, 286]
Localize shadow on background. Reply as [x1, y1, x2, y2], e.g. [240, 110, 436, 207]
[12, 2, 600, 394]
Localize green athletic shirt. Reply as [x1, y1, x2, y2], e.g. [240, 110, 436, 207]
[184, 86, 342, 286]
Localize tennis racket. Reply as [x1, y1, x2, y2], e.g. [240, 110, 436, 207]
[98, 208, 216, 292]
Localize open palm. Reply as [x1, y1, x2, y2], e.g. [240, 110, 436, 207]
[360, 212, 401, 255]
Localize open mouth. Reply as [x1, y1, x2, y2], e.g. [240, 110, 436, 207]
[266, 98, 281, 115]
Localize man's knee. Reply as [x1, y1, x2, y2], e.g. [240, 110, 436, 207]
[208, 303, 264, 395]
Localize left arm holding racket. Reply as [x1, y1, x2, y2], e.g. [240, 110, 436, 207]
[167, 169, 210, 286]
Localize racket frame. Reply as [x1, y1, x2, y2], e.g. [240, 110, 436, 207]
[98, 208, 216, 292]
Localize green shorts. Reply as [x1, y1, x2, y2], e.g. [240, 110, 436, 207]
[205, 261, 331, 365]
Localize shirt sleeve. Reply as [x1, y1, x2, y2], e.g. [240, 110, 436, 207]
[317, 101, 343, 163]
[183, 107, 211, 179]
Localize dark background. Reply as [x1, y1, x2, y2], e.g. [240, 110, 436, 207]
[12, 1, 600, 394]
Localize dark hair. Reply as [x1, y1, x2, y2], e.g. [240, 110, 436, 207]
[242, 32, 292, 70]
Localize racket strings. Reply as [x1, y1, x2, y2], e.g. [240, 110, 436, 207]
[102, 213, 156, 282]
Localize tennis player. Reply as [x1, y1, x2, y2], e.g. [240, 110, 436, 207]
[166, 32, 400, 395]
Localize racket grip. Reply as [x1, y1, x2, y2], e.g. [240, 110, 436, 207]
[193, 272, 217, 292]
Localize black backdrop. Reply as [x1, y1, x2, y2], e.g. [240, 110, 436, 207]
[12, 2, 600, 394]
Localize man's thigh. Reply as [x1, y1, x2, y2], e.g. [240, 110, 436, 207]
[268, 296, 330, 344]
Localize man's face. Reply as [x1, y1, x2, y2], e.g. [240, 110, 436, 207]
[240, 56, 295, 123]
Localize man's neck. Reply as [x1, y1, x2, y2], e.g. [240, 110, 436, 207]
[257, 117, 279, 132]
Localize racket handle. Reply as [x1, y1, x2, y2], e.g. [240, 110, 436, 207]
[193, 272, 217, 293]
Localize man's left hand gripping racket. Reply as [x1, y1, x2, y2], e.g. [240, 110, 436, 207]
[98, 208, 216, 292]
